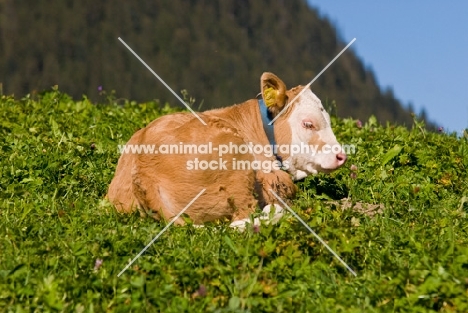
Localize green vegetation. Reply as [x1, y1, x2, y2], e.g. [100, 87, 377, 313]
[0, 90, 467, 312]
[0, 0, 428, 127]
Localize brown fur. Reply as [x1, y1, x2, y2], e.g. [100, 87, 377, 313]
[107, 73, 316, 224]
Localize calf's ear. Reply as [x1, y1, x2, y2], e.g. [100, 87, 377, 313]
[260, 72, 287, 115]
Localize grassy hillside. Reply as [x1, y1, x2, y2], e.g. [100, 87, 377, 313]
[0, 90, 467, 312]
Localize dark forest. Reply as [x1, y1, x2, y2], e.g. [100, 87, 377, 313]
[0, 0, 429, 126]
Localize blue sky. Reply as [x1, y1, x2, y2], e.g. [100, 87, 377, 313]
[307, 1, 468, 134]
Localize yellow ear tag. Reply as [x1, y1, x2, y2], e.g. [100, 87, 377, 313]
[264, 87, 276, 107]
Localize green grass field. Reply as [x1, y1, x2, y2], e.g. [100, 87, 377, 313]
[1, 89, 467, 312]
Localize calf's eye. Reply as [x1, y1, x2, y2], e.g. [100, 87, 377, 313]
[302, 121, 314, 129]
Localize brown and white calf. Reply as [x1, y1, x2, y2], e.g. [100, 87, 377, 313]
[107, 72, 346, 229]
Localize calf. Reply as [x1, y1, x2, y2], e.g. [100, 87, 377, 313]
[107, 73, 346, 229]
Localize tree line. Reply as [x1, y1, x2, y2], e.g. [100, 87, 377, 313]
[0, 0, 431, 127]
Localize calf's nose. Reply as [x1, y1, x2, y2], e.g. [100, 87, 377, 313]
[336, 152, 347, 166]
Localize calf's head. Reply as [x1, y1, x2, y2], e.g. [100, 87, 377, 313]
[261, 73, 347, 180]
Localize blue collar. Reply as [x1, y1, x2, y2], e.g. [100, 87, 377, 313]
[258, 98, 283, 165]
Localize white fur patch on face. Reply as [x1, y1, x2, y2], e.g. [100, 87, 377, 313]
[285, 89, 342, 178]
